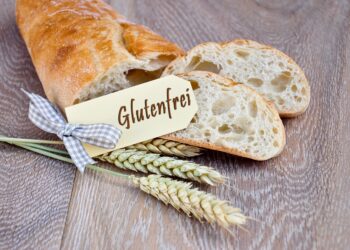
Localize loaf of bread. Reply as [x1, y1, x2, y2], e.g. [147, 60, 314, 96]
[162, 39, 310, 117]
[16, 2, 287, 160]
[163, 72, 286, 160]
[16, 0, 184, 109]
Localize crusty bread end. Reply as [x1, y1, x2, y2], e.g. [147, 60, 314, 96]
[16, 0, 184, 109]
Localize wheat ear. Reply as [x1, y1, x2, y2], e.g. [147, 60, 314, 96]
[132, 175, 246, 229]
[98, 149, 225, 186]
[126, 138, 202, 157]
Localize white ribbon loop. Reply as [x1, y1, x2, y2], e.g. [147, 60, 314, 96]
[22, 89, 121, 172]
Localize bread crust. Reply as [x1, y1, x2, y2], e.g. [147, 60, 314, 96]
[163, 39, 310, 117]
[16, 0, 184, 109]
[162, 71, 286, 161]
[161, 134, 283, 161]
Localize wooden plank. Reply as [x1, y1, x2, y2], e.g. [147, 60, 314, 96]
[0, 0, 349, 249]
[0, 1, 76, 249]
[61, 0, 350, 249]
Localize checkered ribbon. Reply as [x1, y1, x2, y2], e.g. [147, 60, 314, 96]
[22, 90, 121, 173]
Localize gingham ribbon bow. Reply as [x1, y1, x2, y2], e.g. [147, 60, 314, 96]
[22, 90, 121, 173]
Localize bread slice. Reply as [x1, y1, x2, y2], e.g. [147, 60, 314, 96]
[162, 71, 286, 160]
[162, 39, 310, 117]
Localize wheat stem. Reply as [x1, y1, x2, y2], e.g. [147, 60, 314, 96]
[0, 135, 63, 144]
[21, 142, 69, 155]
[8, 141, 130, 179]
[0, 136, 201, 158]
[132, 175, 246, 229]
[99, 149, 225, 186]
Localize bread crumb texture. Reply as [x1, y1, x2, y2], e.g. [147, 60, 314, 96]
[171, 72, 285, 160]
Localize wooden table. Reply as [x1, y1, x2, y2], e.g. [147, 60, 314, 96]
[1, 0, 350, 249]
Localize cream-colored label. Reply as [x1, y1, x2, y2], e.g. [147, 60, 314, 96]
[65, 75, 198, 157]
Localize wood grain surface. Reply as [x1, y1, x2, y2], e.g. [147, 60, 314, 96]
[0, 1, 76, 249]
[1, 0, 350, 249]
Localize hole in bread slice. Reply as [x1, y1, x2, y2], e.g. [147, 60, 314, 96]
[193, 61, 222, 74]
[270, 71, 292, 93]
[189, 80, 200, 90]
[148, 55, 177, 69]
[247, 78, 263, 88]
[235, 49, 250, 58]
[211, 95, 236, 115]
[125, 69, 162, 85]
[186, 56, 201, 70]
[186, 56, 222, 74]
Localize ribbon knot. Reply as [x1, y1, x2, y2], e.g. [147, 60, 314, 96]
[58, 124, 79, 139]
[22, 90, 122, 173]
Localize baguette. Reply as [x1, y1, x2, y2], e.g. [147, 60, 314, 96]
[162, 39, 310, 117]
[163, 71, 286, 160]
[16, 0, 184, 109]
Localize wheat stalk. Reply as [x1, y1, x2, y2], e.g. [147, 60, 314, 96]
[126, 138, 202, 157]
[98, 149, 225, 186]
[0, 136, 246, 232]
[132, 175, 246, 229]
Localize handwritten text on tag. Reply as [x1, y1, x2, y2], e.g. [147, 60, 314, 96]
[65, 76, 198, 157]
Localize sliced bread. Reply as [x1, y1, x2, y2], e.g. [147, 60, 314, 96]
[162, 71, 286, 160]
[162, 39, 310, 117]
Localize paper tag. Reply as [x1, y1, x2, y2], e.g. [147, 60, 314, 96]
[65, 75, 198, 157]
